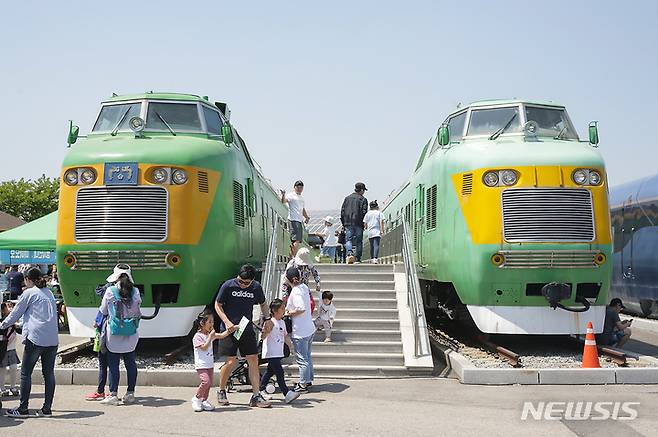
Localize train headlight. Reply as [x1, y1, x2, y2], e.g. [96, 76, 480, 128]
[129, 116, 145, 133]
[63, 253, 77, 268]
[588, 170, 602, 186]
[500, 170, 517, 186]
[166, 253, 182, 267]
[80, 168, 97, 185]
[594, 253, 606, 265]
[152, 168, 169, 184]
[572, 169, 588, 185]
[172, 169, 188, 185]
[483, 171, 499, 187]
[64, 169, 79, 185]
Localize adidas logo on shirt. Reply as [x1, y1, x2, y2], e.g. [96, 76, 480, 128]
[231, 290, 255, 298]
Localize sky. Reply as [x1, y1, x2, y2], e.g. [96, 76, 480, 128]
[1, 1, 657, 211]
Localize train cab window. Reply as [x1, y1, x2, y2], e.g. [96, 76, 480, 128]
[447, 112, 467, 142]
[146, 102, 202, 132]
[203, 106, 224, 135]
[93, 103, 142, 132]
[525, 106, 578, 140]
[467, 106, 520, 137]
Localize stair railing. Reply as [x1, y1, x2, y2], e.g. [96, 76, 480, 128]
[362, 219, 431, 357]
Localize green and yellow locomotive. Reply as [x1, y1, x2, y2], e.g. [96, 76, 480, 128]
[384, 100, 611, 334]
[57, 93, 287, 338]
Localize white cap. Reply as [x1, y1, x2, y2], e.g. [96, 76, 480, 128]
[324, 215, 334, 225]
[106, 264, 134, 284]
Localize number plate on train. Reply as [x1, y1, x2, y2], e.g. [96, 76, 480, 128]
[104, 162, 138, 185]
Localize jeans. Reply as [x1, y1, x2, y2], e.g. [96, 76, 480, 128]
[320, 246, 337, 261]
[259, 357, 289, 394]
[369, 236, 381, 259]
[345, 226, 364, 261]
[291, 335, 314, 384]
[20, 339, 58, 412]
[97, 351, 108, 394]
[107, 350, 138, 395]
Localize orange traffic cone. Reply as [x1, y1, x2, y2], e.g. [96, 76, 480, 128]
[582, 321, 601, 368]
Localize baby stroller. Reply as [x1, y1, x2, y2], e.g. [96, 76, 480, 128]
[220, 324, 289, 393]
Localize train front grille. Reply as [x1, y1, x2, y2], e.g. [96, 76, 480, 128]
[75, 186, 168, 242]
[502, 188, 595, 242]
[69, 250, 173, 270]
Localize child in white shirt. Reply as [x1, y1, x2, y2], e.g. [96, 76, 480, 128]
[191, 310, 233, 412]
[315, 291, 337, 342]
[318, 216, 339, 262]
[363, 200, 385, 264]
[259, 299, 300, 404]
[0, 302, 19, 396]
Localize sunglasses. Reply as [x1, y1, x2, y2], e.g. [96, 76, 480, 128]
[237, 278, 253, 287]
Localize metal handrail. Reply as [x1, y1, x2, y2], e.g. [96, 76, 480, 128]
[362, 219, 431, 357]
[262, 224, 280, 303]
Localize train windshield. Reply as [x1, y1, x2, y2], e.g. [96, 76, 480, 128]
[524, 106, 578, 140]
[92, 103, 142, 132]
[146, 102, 202, 132]
[467, 107, 521, 137]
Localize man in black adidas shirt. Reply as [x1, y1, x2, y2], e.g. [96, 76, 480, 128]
[214, 264, 273, 408]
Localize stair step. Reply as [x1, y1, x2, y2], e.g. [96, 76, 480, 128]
[314, 329, 402, 342]
[329, 297, 398, 309]
[335, 308, 399, 319]
[283, 363, 409, 378]
[325, 289, 397, 299]
[322, 280, 395, 291]
[310, 352, 404, 366]
[311, 341, 403, 353]
[317, 272, 394, 282]
[331, 318, 401, 330]
[316, 264, 394, 274]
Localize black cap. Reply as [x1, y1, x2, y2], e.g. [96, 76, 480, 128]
[294, 180, 304, 187]
[355, 182, 367, 191]
[610, 298, 625, 309]
[370, 200, 378, 208]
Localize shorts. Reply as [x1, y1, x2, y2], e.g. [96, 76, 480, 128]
[218, 325, 258, 357]
[289, 220, 304, 242]
[0, 349, 20, 366]
[598, 330, 626, 346]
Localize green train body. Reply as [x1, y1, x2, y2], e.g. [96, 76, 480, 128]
[57, 93, 288, 338]
[383, 100, 612, 334]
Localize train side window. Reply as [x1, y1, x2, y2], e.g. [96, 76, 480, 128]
[203, 106, 224, 135]
[447, 112, 467, 142]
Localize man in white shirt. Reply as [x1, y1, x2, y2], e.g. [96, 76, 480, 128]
[280, 180, 310, 256]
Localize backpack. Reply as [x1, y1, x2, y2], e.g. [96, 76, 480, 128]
[107, 286, 140, 336]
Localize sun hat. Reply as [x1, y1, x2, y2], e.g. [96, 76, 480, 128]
[106, 264, 134, 283]
[294, 248, 313, 266]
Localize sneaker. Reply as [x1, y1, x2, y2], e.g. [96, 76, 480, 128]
[259, 390, 273, 401]
[249, 393, 272, 408]
[85, 391, 106, 401]
[373, 258, 379, 264]
[35, 409, 52, 417]
[123, 393, 136, 404]
[9, 388, 19, 397]
[284, 390, 301, 404]
[354, 261, 361, 264]
[191, 396, 203, 412]
[347, 255, 355, 264]
[293, 383, 309, 393]
[0, 388, 11, 397]
[201, 400, 215, 411]
[5, 408, 29, 418]
[323, 337, 332, 343]
[217, 389, 230, 406]
[100, 395, 120, 406]
[314, 256, 320, 263]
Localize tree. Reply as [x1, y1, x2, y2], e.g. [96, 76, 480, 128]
[0, 175, 59, 222]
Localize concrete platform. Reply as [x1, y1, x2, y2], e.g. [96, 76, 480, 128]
[1, 380, 657, 436]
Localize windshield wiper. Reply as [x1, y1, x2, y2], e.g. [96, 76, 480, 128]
[554, 126, 567, 140]
[489, 113, 518, 140]
[110, 107, 131, 136]
[155, 112, 176, 136]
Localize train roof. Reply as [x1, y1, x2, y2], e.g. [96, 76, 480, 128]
[103, 92, 210, 103]
[609, 173, 658, 208]
[465, 99, 565, 109]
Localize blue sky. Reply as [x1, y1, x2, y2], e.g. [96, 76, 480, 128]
[1, 1, 656, 210]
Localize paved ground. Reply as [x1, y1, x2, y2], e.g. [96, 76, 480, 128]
[1, 379, 657, 437]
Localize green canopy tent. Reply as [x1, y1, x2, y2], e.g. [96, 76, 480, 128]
[0, 211, 57, 264]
